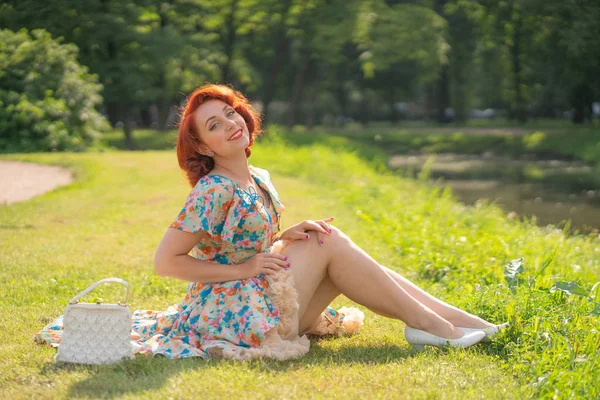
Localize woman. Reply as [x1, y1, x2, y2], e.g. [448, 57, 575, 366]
[35, 84, 505, 360]
[153, 83, 507, 356]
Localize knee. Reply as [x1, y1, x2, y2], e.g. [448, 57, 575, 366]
[325, 225, 352, 248]
[290, 225, 351, 250]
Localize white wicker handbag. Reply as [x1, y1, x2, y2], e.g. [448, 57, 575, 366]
[55, 278, 134, 364]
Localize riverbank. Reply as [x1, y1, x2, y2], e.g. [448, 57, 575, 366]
[317, 121, 600, 165]
[307, 122, 600, 233]
[1, 129, 599, 398]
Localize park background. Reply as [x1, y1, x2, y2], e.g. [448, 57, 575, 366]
[1, 0, 599, 398]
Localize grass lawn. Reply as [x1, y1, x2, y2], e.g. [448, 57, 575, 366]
[1, 129, 598, 399]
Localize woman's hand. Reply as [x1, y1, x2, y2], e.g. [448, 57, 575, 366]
[236, 252, 290, 279]
[279, 217, 335, 246]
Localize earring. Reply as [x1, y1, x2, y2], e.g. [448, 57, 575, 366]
[206, 150, 214, 157]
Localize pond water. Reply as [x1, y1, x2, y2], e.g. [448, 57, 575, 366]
[388, 153, 600, 233]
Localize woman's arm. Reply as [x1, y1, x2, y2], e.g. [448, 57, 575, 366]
[154, 228, 289, 282]
[154, 228, 244, 282]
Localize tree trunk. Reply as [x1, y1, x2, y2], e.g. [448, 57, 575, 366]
[436, 65, 450, 123]
[387, 87, 399, 124]
[334, 81, 349, 127]
[221, 0, 239, 83]
[260, 0, 292, 125]
[511, 4, 527, 123]
[435, 0, 450, 124]
[123, 114, 136, 150]
[359, 90, 370, 127]
[306, 78, 321, 130]
[570, 82, 593, 124]
[157, 99, 172, 130]
[105, 102, 120, 127]
[287, 56, 312, 128]
[140, 106, 152, 127]
[261, 36, 290, 124]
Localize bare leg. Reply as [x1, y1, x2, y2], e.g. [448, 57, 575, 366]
[298, 277, 340, 334]
[380, 266, 494, 328]
[280, 226, 464, 339]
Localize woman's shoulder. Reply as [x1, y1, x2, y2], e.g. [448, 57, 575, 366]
[192, 174, 237, 198]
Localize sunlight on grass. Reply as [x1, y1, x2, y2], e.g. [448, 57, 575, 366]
[1, 130, 598, 399]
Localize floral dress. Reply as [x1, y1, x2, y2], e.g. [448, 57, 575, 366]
[34, 164, 349, 359]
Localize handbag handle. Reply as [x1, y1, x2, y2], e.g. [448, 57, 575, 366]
[68, 278, 130, 306]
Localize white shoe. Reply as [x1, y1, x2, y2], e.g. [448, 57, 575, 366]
[404, 326, 486, 350]
[458, 322, 509, 341]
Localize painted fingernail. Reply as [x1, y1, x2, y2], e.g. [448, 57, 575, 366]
[286, 262, 291, 267]
[306, 234, 309, 239]
[319, 240, 323, 245]
[284, 256, 288, 261]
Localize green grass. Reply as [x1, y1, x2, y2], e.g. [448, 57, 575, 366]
[1, 128, 599, 399]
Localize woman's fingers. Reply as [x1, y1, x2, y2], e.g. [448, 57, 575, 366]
[265, 254, 290, 268]
[268, 253, 288, 262]
[315, 220, 332, 234]
[266, 262, 283, 271]
[303, 220, 329, 235]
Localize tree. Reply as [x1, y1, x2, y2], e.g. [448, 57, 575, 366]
[0, 29, 109, 152]
[535, 0, 600, 123]
[445, 0, 479, 123]
[354, 0, 447, 124]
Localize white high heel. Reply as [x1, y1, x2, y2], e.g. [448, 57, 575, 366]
[404, 326, 486, 350]
[458, 322, 509, 341]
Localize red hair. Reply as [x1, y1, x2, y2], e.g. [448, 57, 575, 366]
[176, 83, 263, 187]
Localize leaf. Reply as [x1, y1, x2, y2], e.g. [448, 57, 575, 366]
[549, 281, 589, 297]
[589, 303, 600, 317]
[534, 249, 558, 279]
[504, 257, 524, 293]
[591, 282, 600, 299]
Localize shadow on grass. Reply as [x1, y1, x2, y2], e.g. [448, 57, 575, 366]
[52, 342, 415, 398]
[0, 224, 36, 229]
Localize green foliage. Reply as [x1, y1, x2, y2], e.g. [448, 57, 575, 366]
[549, 281, 589, 297]
[0, 28, 109, 152]
[504, 257, 524, 293]
[355, 0, 447, 82]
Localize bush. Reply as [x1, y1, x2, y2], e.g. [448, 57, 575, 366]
[0, 29, 109, 152]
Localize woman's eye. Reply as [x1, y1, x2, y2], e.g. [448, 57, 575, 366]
[209, 110, 234, 130]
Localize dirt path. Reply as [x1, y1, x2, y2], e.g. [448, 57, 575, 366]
[0, 161, 73, 205]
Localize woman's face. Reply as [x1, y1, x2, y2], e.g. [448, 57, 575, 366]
[193, 99, 249, 157]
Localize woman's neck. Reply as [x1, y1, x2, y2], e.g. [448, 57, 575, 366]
[212, 155, 252, 185]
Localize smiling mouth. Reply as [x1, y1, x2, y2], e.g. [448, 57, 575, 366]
[228, 128, 243, 141]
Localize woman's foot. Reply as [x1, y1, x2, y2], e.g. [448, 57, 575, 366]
[404, 326, 486, 350]
[458, 322, 509, 341]
[451, 314, 496, 329]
